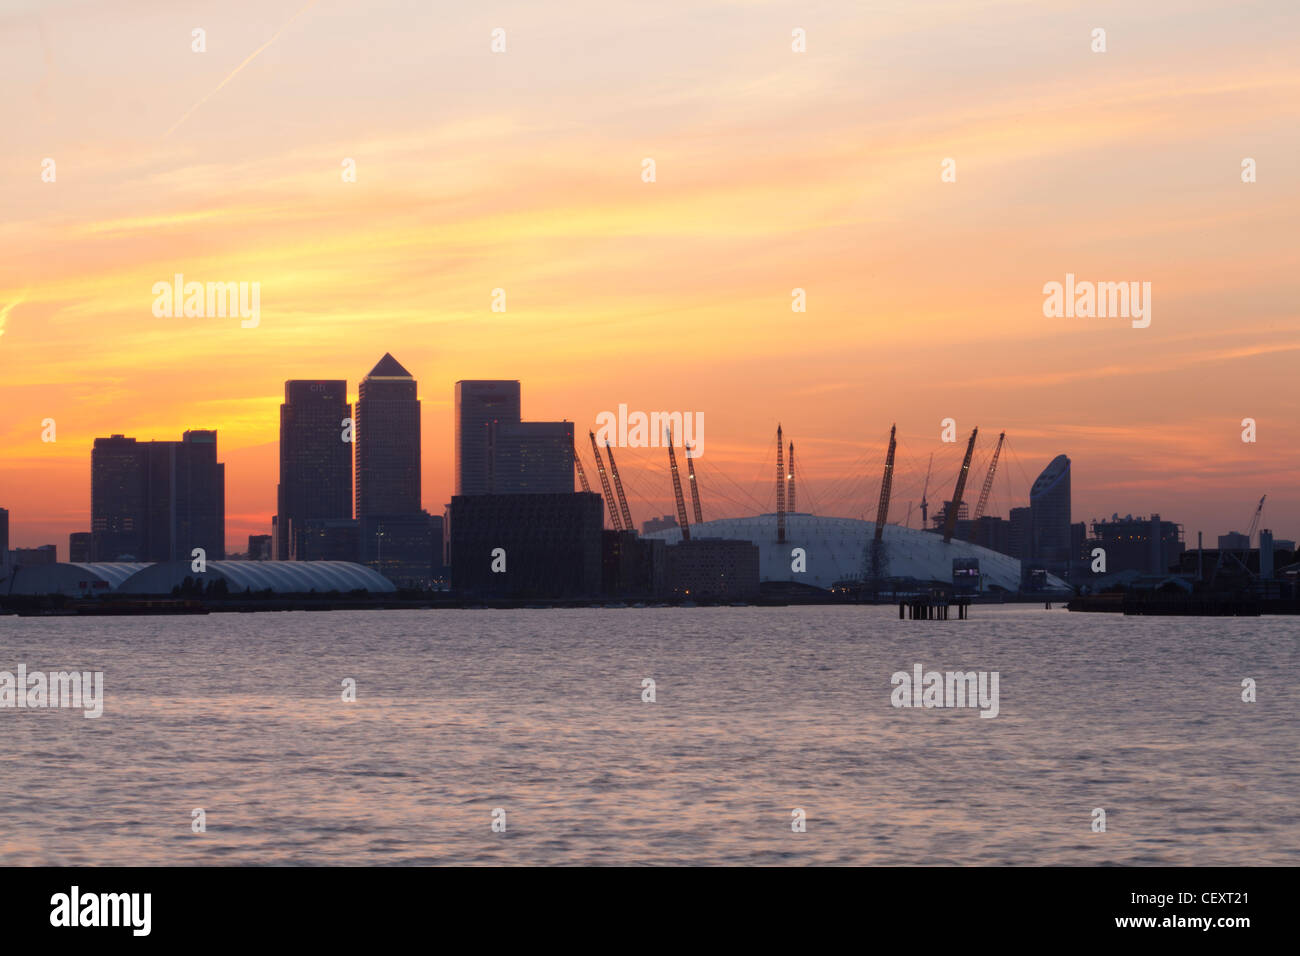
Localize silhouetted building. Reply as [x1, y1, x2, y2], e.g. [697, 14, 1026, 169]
[91, 431, 225, 561]
[488, 421, 573, 493]
[449, 492, 603, 598]
[1218, 531, 1250, 551]
[91, 434, 148, 560]
[455, 380, 521, 496]
[602, 530, 666, 597]
[275, 380, 352, 560]
[933, 500, 968, 530]
[299, 518, 360, 563]
[146, 430, 225, 562]
[69, 532, 92, 563]
[665, 538, 760, 601]
[1009, 507, 1032, 560]
[1030, 455, 1071, 572]
[642, 514, 678, 536]
[0, 507, 7, 568]
[355, 354, 421, 517]
[360, 512, 440, 587]
[959, 515, 1011, 556]
[248, 534, 272, 560]
[1089, 514, 1185, 575]
[9, 544, 57, 566]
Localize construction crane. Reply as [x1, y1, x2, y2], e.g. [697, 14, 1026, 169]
[1212, 494, 1267, 587]
[942, 427, 978, 543]
[573, 450, 591, 493]
[966, 430, 1005, 541]
[919, 453, 933, 529]
[686, 442, 704, 525]
[1246, 494, 1266, 545]
[604, 440, 634, 533]
[588, 431, 622, 531]
[787, 442, 796, 514]
[775, 425, 786, 544]
[666, 426, 691, 541]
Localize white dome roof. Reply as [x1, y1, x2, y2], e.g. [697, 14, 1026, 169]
[645, 514, 1060, 591]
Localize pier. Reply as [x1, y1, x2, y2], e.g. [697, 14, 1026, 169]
[899, 596, 970, 620]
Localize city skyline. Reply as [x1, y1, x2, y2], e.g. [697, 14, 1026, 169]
[0, 356, 1293, 558]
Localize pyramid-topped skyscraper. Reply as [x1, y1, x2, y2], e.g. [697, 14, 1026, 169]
[355, 353, 421, 517]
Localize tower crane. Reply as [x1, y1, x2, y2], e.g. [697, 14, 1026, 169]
[942, 427, 978, 544]
[919, 453, 933, 529]
[966, 431, 1005, 542]
[686, 443, 704, 525]
[604, 440, 634, 533]
[1246, 494, 1266, 545]
[666, 426, 691, 541]
[589, 431, 622, 531]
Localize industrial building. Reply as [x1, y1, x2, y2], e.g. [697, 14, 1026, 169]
[0, 558, 398, 599]
[1, 560, 394, 597]
[1088, 514, 1185, 575]
[449, 492, 604, 598]
[664, 538, 760, 601]
[1, 562, 149, 597]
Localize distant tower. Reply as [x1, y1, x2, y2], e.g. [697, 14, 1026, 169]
[455, 381, 521, 496]
[275, 380, 351, 560]
[1029, 454, 1072, 571]
[356, 354, 421, 518]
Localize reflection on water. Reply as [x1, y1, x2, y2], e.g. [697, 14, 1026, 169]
[1, 605, 1295, 865]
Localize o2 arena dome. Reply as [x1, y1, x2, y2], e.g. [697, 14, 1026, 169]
[645, 513, 1058, 592]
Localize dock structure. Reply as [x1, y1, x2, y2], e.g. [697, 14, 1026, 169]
[899, 596, 970, 620]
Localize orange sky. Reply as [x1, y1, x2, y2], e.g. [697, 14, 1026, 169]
[2, 0, 1297, 555]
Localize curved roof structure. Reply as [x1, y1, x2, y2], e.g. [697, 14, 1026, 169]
[645, 514, 1067, 592]
[1031, 454, 1071, 501]
[2, 562, 151, 596]
[117, 560, 397, 595]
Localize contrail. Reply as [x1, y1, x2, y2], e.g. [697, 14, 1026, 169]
[0, 292, 26, 339]
[164, 0, 320, 138]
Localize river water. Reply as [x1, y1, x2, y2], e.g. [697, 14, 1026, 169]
[1, 605, 1295, 865]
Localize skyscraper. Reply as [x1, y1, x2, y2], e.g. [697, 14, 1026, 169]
[455, 380, 521, 496]
[1029, 454, 1071, 571]
[487, 421, 574, 494]
[91, 434, 147, 560]
[145, 430, 225, 561]
[91, 431, 225, 561]
[355, 354, 421, 517]
[354, 355, 434, 584]
[0, 507, 8, 567]
[275, 380, 351, 560]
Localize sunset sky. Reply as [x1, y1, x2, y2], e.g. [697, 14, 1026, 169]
[2, 0, 1297, 555]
